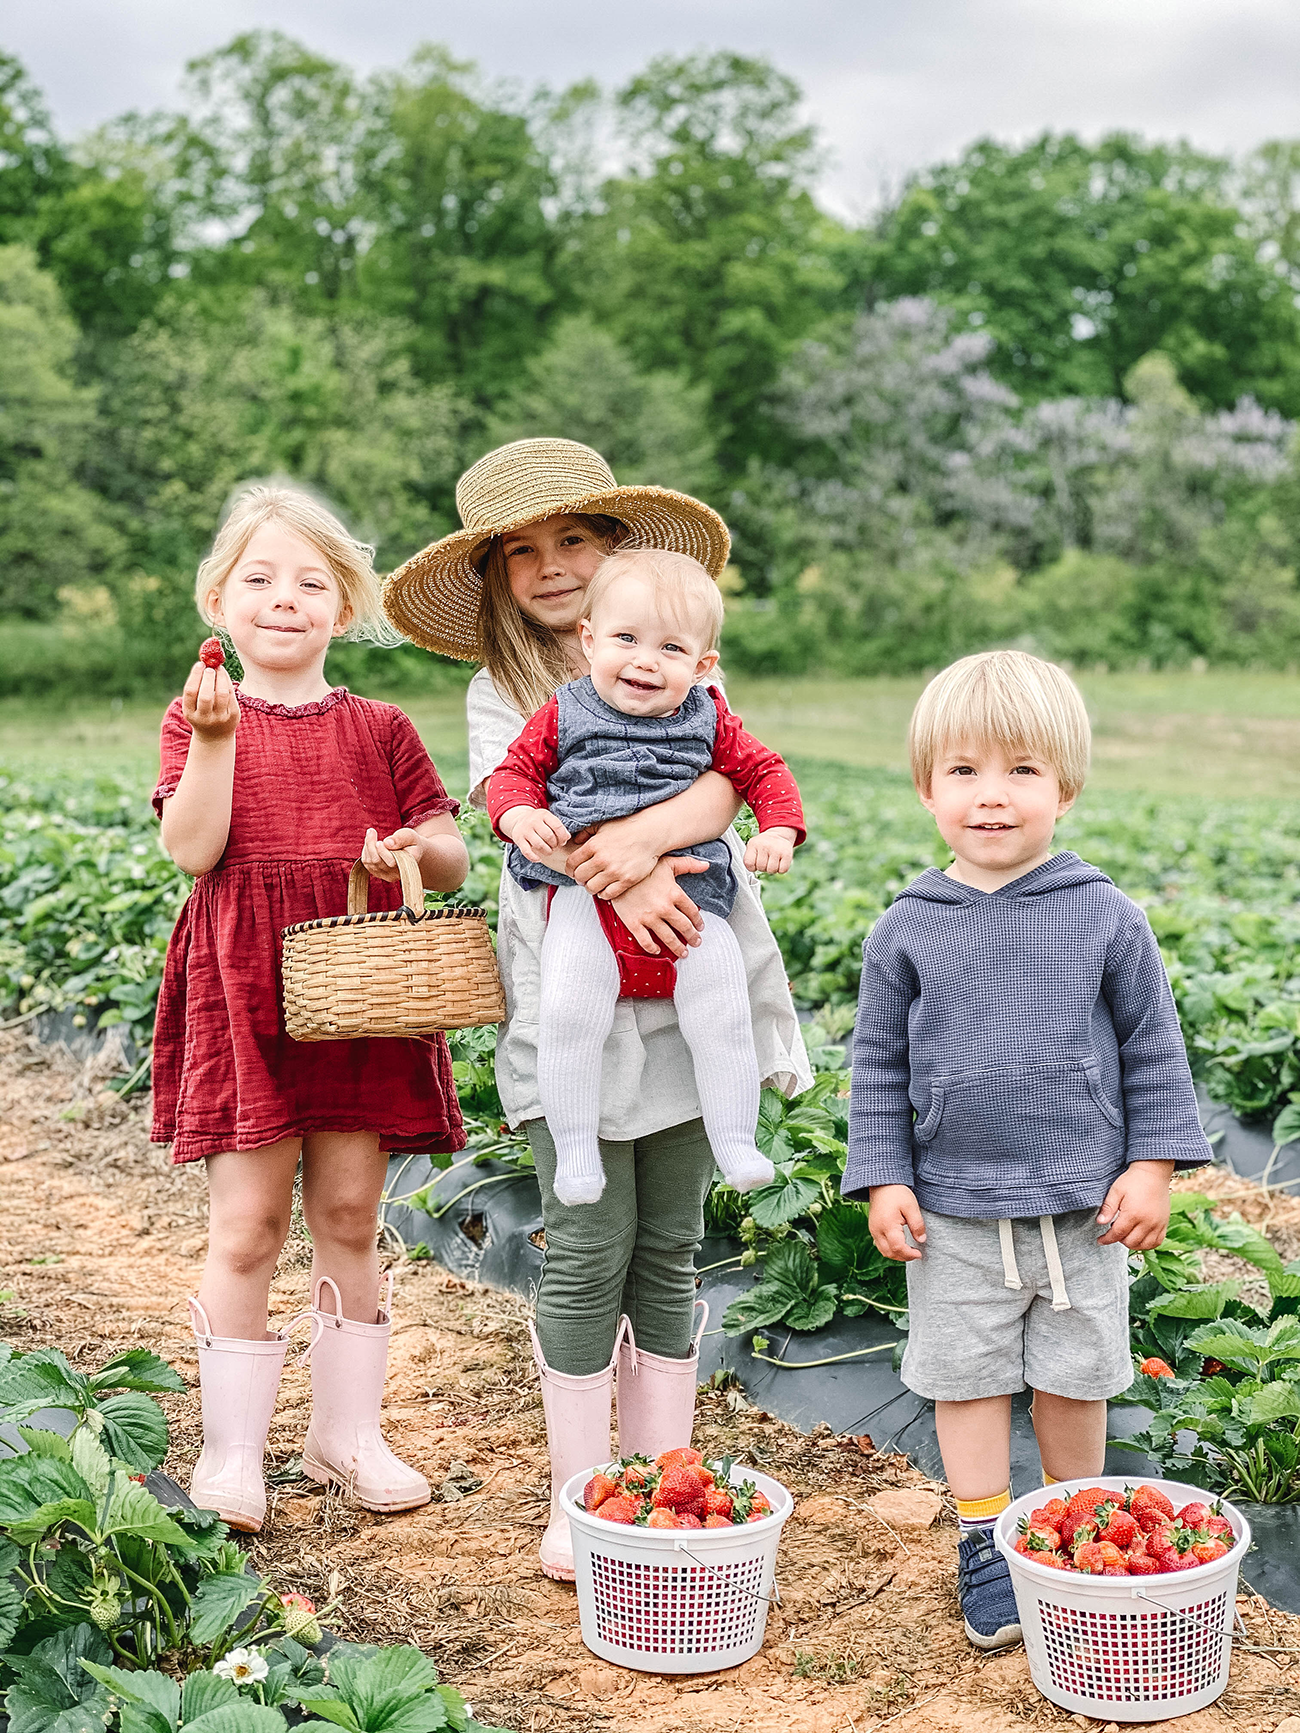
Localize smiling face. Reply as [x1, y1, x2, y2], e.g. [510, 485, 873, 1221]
[580, 572, 718, 716]
[920, 740, 1074, 890]
[500, 515, 609, 636]
[208, 522, 350, 675]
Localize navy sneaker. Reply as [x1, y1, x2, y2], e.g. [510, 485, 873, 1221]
[957, 1531, 1022, 1650]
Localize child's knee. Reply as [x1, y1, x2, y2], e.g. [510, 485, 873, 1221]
[209, 1210, 288, 1275]
[304, 1194, 379, 1254]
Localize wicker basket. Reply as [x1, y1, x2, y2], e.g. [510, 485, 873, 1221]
[281, 848, 505, 1041]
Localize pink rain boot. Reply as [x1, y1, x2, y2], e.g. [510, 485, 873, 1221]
[301, 1274, 431, 1513]
[188, 1297, 292, 1534]
[615, 1302, 708, 1461]
[531, 1316, 628, 1582]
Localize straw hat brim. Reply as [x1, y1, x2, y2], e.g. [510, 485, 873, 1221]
[382, 484, 731, 661]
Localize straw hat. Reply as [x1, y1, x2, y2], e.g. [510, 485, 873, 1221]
[382, 438, 731, 660]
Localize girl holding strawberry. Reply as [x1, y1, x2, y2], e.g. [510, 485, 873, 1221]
[384, 439, 811, 1579]
[153, 483, 469, 1533]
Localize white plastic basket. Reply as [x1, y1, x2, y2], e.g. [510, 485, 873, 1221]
[994, 1474, 1251, 1723]
[562, 1465, 793, 1674]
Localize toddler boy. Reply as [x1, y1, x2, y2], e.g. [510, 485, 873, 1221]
[842, 649, 1211, 1649]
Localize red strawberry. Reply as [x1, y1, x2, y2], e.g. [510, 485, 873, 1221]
[1176, 1501, 1213, 1530]
[655, 1447, 703, 1470]
[703, 1514, 732, 1529]
[749, 1491, 771, 1515]
[688, 1464, 716, 1488]
[1203, 1514, 1233, 1540]
[745, 1510, 766, 1523]
[1125, 1544, 1160, 1576]
[1140, 1357, 1175, 1378]
[1201, 1358, 1225, 1376]
[1129, 1485, 1175, 1532]
[652, 1467, 707, 1517]
[597, 1496, 641, 1524]
[199, 637, 226, 669]
[584, 1472, 619, 1511]
[1015, 1519, 1061, 1557]
[622, 1461, 655, 1493]
[1059, 1487, 1112, 1548]
[1096, 1509, 1138, 1550]
[676, 1512, 703, 1529]
[1076, 1540, 1128, 1575]
[1038, 1553, 1077, 1572]
[1029, 1499, 1067, 1529]
[704, 1487, 734, 1519]
[1191, 1538, 1229, 1564]
[646, 1508, 679, 1529]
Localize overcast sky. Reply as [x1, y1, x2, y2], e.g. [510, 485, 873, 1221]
[6, 0, 1299, 218]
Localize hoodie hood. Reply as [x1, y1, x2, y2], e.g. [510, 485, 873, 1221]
[894, 849, 1113, 907]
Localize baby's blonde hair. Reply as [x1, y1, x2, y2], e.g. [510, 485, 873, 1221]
[909, 650, 1091, 801]
[584, 547, 724, 650]
[195, 481, 391, 641]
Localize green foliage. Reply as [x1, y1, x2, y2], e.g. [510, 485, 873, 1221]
[0, 1345, 505, 1730]
[864, 132, 1300, 413]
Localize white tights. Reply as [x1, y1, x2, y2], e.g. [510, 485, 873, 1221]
[535, 886, 775, 1206]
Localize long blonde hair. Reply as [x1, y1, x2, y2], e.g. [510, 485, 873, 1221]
[475, 512, 626, 715]
[196, 481, 396, 642]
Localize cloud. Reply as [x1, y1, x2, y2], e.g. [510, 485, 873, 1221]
[5, 0, 1298, 216]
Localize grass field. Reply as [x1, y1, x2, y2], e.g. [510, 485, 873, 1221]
[4, 668, 1299, 801]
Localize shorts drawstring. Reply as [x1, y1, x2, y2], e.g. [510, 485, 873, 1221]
[1039, 1215, 1072, 1311]
[997, 1217, 1072, 1312]
[998, 1219, 1022, 1290]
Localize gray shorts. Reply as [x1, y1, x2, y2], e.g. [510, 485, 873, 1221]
[900, 1208, 1134, 1403]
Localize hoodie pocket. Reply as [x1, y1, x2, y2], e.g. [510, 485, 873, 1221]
[914, 1058, 1124, 1191]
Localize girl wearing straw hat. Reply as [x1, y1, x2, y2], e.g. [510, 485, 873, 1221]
[385, 440, 811, 1580]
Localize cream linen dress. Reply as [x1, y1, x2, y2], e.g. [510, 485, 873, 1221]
[467, 667, 812, 1139]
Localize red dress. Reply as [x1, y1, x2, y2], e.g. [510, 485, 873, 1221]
[151, 687, 466, 1165]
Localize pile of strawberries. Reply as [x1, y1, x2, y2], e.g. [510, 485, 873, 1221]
[1013, 1483, 1235, 1575]
[583, 1447, 773, 1529]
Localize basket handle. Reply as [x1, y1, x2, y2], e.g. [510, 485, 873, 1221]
[347, 847, 425, 917]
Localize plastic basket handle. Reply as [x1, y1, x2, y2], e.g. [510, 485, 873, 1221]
[348, 848, 425, 917]
[1130, 1586, 1246, 1644]
[672, 1540, 781, 1607]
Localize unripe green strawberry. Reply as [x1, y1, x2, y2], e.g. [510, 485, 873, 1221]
[280, 1592, 322, 1645]
[89, 1591, 121, 1630]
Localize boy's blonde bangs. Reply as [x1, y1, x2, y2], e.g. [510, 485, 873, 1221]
[584, 547, 724, 650]
[909, 650, 1091, 800]
[195, 481, 391, 641]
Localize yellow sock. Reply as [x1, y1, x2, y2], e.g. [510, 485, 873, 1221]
[1042, 1472, 1060, 1486]
[956, 1489, 1010, 1533]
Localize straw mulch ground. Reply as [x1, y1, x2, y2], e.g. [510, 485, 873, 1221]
[2, 1028, 1299, 1733]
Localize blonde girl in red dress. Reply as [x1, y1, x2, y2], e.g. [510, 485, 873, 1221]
[153, 483, 469, 1532]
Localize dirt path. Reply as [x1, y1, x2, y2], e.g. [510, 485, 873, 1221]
[2, 1029, 1299, 1733]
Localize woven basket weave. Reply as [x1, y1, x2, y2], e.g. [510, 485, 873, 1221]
[281, 849, 505, 1041]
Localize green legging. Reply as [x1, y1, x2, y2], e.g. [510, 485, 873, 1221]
[526, 1116, 716, 1377]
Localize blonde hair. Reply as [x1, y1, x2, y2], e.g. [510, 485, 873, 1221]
[475, 512, 626, 716]
[195, 481, 392, 641]
[908, 650, 1091, 801]
[583, 547, 724, 650]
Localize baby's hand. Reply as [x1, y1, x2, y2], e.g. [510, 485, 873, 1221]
[503, 806, 571, 863]
[181, 660, 238, 744]
[362, 826, 426, 883]
[868, 1184, 926, 1262]
[1096, 1159, 1175, 1251]
[744, 826, 797, 875]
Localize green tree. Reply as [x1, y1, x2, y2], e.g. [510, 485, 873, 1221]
[573, 52, 847, 473]
[484, 315, 717, 495]
[0, 246, 121, 617]
[865, 133, 1300, 413]
[0, 53, 68, 243]
[358, 46, 559, 399]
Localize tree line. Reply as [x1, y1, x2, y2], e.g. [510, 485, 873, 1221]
[3, 31, 1300, 692]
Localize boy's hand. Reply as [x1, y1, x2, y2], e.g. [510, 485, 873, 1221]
[181, 660, 239, 744]
[744, 826, 796, 875]
[868, 1184, 926, 1262]
[362, 826, 426, 883]
[1096, 1160, 1176, 1250]
[500, 805, 571, 863]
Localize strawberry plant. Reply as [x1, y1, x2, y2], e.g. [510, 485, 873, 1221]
[0, 1341, 509, 1731]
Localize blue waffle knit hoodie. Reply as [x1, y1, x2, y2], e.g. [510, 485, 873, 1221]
[841, 851, 1212, 1218]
